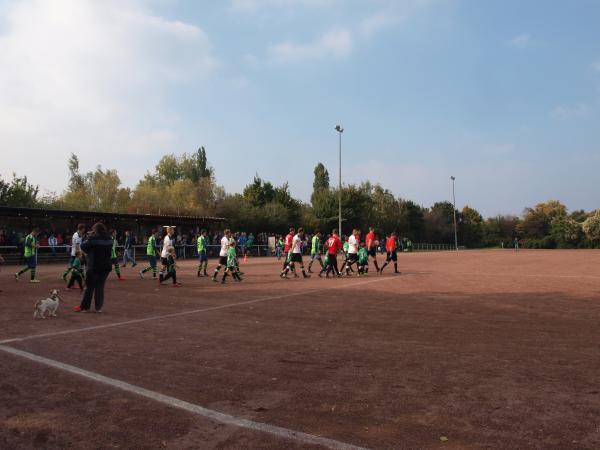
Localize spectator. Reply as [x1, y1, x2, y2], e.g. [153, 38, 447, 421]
[75, 222, 112, 313]
[48, 233, 58, 256]
[122, 230, 137, 267]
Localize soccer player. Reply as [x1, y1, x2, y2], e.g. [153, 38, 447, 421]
[281, 227, 295, 271]
[139, 229, 159, 279]
[67, 251, 85, 290]
[110, 229, 124, 280]
[323, 229, 342, 278]
[62, 224, 85, 280]
[160, 227, 175, 276]
[159, 246, 181, 287]
[365, 226, 381, 273]
[380, 232, 400, 274]
[197, 229, 209, 277]
[222, 241, 242, 283]
[212, 229, 231, 281]
[344, 229, 360, 276]
[275, 236, 284, 260]
[308, 230, 324, 273]
[358, 242, 369, 275]
[15, 227, 41, 283]
[281, 227, 310, 279]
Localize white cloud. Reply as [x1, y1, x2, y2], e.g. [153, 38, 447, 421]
[229, 0, 335, 13]
[549, 103, 590, 119]
[0, 0, 217, 192]
[267, 29, 352, 64]
[358, 13, 399, 38]
[508, 34, 531, 48]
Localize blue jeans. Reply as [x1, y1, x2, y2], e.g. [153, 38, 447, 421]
[122, 248, 136, 266]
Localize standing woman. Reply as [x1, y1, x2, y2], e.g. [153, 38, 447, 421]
[75, 222, 112, 313]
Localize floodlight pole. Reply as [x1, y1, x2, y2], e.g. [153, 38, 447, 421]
[451, 176, 458, 250]
[335, 125, 344, 236]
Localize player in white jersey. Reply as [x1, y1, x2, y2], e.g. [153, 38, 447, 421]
[160, 227, 175, 277]
[62, 223, 86, 281]
[281, 227, 310, 279]
[344, 229, 361, 276]
[212, 229, 232, 282]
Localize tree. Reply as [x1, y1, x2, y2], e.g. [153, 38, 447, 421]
[243, 175, 275, 207]
[583, 210, 600, 243]
[460, 206, 484, 247]
[312, 163, 330, 194]
[518, 200, 567, 240]
[424, 201, 456, 244]
[550, 216, 583, 248]
[398, 200, 425, 241]
[482, 215, 520, 247]
[0, 173, 40, 207]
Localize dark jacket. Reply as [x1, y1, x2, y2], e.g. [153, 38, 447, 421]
[81, 233, 113, 273]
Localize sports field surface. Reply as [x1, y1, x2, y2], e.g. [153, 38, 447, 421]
[1, 250, 599, 449]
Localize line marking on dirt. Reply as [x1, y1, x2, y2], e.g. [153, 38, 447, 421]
[0, 276, 397, 345]
[0, 345, 369, 450]
[454, 272, 600, 280]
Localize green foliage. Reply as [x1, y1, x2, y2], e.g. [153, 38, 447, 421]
[7, 154, 599, 249]
[583, 210, 600, 243]
[550, 216, 584, 248]
[518, 200, 567, 240]
[482, 215, 519, 247]
[460, 206, 484, 247]
[0, 173, 40, 207]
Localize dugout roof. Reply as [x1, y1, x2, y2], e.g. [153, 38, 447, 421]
[0, 206, 225, 227]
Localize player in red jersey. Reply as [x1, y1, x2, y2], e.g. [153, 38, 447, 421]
[322, 229, 343, 278]
[365, 226, 381, 273]
[379, 232, 400, 274]
[281, 227, 295, 268]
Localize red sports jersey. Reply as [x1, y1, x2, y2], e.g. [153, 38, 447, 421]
[284, 233, 294, 252]
[385, 237, 397, 252]
[366, 231, 375, 249]
[327, 236, 342, 255]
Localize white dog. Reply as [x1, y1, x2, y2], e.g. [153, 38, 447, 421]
[34, 289, 61, 319]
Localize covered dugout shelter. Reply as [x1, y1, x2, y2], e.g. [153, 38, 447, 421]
[0, 206, 225, 263]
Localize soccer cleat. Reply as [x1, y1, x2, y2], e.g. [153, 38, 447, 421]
[73, 306, 82, 312]
[212, 277, 218, 282]
[139, 271, 144, 279]
[14, 273, 19, 281]
[62, 274, 67, 281]
[95, 310, 102, 313]
[197, 271, 201, 277]
[30, 279, 40, 283]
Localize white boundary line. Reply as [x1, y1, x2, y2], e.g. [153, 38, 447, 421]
[0, 276, 397, 345]
[0, 344, 369, 450]
[454, 272, 600, 280]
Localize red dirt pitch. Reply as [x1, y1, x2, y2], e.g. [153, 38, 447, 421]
[1, 250, 600, 449]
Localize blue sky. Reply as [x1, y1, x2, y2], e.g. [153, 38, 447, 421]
[1, 0, 599, 216]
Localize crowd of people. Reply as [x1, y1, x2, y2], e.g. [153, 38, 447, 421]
[7, 223, 410, 312]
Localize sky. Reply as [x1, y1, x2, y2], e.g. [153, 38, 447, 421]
[0, 0, 599, 217]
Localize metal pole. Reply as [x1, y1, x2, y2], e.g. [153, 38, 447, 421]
[338, 130, 342, 236]
[451, 176, 458, 251]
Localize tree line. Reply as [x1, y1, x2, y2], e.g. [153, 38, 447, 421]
[1, 149, 599, 248]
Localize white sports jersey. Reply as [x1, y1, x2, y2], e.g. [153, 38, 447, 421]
[292, 234, 303, 254]
[348, 235, 359, 254]
[71, 232, 81, 257]
[161, 235, 172, 258]
[220, 236, 229, 257]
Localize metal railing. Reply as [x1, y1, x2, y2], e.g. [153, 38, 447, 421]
[0, 241, 455, 265]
